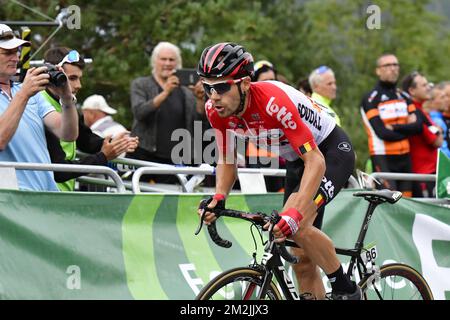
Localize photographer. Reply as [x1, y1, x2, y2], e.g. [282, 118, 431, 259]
[0, 24, 78, 191]
[128, 41, 195, 183]
[42, 47, 138, 191]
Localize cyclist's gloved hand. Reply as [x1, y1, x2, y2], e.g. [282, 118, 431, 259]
[276, 208, 303, 237]
[199, 194, 226, 211]
[198, 194, 226, 225]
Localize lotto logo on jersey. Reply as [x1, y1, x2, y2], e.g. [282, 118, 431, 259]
[321, 176, 335, 199]
[265, 97, 297, 130]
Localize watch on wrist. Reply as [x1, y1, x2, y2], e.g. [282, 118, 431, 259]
[59, 94, 77, 107]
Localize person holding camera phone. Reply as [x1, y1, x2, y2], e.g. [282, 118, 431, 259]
[0, 24, 78, 191]
[128, 41, 197, 183]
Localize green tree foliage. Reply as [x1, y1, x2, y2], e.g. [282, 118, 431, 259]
[1, 0, 449, 170]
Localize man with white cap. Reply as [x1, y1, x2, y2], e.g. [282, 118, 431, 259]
[81, 94, 127, 138]
[0, 24, 78, 191]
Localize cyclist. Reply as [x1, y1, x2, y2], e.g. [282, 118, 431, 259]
[196, 42, 360, 300]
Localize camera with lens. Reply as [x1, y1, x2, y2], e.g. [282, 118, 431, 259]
[44, 63, 67, 87]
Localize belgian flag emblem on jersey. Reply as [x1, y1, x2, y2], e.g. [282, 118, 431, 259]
[314, 193, 325, 208]
[299, 142, 313, 155]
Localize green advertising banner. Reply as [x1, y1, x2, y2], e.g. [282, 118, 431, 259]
[437, 150, 450, 199]
[0, 189, 449, 300]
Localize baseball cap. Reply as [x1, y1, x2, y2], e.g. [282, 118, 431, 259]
[0, 24, 30, 50]
[81, 95, 117, 115]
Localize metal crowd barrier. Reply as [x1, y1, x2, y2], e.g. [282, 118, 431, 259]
[81, 152, 362, 193]
[130, 166, 360, 193]
[0, 162, 126, 193]
[369, 172, 435, 182]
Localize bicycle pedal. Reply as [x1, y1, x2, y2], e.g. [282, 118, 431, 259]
[300, 292, 316, 300]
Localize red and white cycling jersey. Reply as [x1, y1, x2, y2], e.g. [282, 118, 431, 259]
[206, 81, 336, 161]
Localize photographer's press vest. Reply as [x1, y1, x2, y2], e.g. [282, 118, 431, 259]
[41, 90, 76, 192]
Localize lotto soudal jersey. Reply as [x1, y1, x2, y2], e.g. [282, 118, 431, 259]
[206, 81, 337, 161]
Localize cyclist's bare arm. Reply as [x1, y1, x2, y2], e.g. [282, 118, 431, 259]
[198, 149, 237, 224]
[272, 147, 326, 240]
[215, 151, 238, 196]
[288, 147, 325, 218]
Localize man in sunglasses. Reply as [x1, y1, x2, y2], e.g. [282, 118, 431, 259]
[360, 54, 422, 196]
[197, 42, 360, 300]
[41, 47, 138, 191]
[0, 24, 78, 191]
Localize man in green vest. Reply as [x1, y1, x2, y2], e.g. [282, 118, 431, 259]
[41, 47, 138, 191]
[309, 65, 341, 126]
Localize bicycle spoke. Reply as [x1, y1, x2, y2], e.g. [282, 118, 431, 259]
[360, 264, 432, 300]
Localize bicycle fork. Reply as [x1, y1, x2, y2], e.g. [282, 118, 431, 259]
[258, 248, 301, 300]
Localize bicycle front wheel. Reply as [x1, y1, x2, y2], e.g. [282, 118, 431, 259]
[196, 267, 283, 300]
[359, 263, 433, 300]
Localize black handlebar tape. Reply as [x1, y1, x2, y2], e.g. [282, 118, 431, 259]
[207, 221, 232, 248]
[278, 243, 300, 264]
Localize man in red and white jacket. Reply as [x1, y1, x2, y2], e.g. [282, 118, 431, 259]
[401, 72, 443, 197]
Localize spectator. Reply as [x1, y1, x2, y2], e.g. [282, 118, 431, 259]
[442, 82, 450, 149]
[296, 77, 312, 97]
[360, 53, 422, 196]
[191, 79, 213, 153]
[191, 79, 210, 132]
[128, 41, 196, 174]
[426, 83, 450, 158]
[42, 47, 138, 191]
[0, 24, 78, 191]
[276, 73, 291, 85]
[401, 72, 442, 197]
[309, 66, 341, 126]
[252, 60, 276, 81]
[81, 94, 127, 138]
[248, 59, 284, 192]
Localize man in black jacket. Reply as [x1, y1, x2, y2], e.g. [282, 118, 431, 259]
[360, 54, 422, 196]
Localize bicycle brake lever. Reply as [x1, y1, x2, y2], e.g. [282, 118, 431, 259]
[194, 209, 206, 235]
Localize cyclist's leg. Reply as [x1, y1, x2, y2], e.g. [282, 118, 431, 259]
[285, 126, 356, 298]
[289, 203, 326, 297]
[285, 159, 326, 298]
[287, 197, 341, 288]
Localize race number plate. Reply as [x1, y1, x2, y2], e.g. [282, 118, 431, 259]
[361, 242, 378, 265]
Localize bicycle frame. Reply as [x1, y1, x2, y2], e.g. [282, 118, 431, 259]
[256, 241, 301, 300]
[337, 198, 384, 281]
[256, 197, 386, 300]
[197, 189, 404, 300]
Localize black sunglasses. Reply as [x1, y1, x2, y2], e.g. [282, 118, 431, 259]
[202, 78, 245, 96]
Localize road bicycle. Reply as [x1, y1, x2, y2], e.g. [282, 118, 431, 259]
[195, 189, 434, 300]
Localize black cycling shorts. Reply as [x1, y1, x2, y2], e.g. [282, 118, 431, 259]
[284, 126, 355, 229]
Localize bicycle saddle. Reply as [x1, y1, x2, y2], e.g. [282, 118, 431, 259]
[353, 189, 402, 204]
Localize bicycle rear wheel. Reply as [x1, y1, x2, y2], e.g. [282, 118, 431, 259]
[359, 263, 433, 300]
[196, 267, 283, 300]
